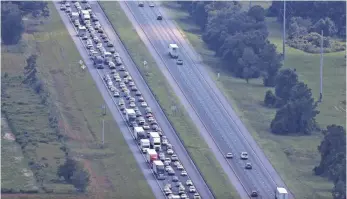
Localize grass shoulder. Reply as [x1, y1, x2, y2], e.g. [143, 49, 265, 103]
[1, 3, 153, 198]
[162, 2, 345, 199]
[99, 2, 240, 199]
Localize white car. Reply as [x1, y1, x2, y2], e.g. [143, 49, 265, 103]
[119, 65, 125, 71]
[193, 193, 201, 199]
[177, 164, 184, 170]
[110, 86, 116, 92]
[143, 123, 150, 130]
[167, 148, 174, 155]
[186, 180, 193, 186]
[165, 166, 172, 172]
[96, 43, 102, 49]
[115, 77, 121, 82]
[129, 102, 136, 108]
[240, 152, 249, 160]
[149, 3, 155, 7]
[189, 186, 196, 193]
[181, 170, 187, 176]
[174, 161, 181, 167]
[180, 194, 188, 199]
[141, 102, 148, 107]
[113, 91, 120, 97]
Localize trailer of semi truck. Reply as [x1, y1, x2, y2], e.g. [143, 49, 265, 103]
[149, 132, 161, 151]
[168, 44, 178, 59]
[275, 187, 288, 199]
[134, 127, 146, 142]
[93, 55, 103, 69]
[140, 139, 150, 153]
[146, 149, 158, 165]
[125, 109, 136, 127]
[153, 160, 165, 180]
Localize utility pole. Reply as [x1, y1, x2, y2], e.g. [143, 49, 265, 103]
[319, 30, 324, 102]
[282, 0, 286, 62]
[101, 105, 106, 147]
[249, 0, 252, 10]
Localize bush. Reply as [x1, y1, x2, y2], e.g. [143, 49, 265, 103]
[287, 32, 345, 53]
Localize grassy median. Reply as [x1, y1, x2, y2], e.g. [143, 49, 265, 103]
[162, 2, 345, 199]
[1, 3, 153, 198]
[99, 2, 240, 199]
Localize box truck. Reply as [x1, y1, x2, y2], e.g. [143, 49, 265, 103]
[146, 149, 158, 165]
[275, 187, 288, 199]
[149, 132, 161, 151]
[140, 139, 150, 153]
[153, 160, 165, 180]
[134, 127, 146, 142]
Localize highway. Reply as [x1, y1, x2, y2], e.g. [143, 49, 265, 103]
[117, 1, 294, 199]
[55, 1, 214, 199]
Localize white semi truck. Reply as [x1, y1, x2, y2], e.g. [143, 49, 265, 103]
[168, 44, 178, 59]
[134, 127, 146, 142]
[152, 160, 165, 180]
[149, 132, 161, 151]
[140, 139, 150, 153]
[125, 109, 136, 127]
[275, 187, 288, 199]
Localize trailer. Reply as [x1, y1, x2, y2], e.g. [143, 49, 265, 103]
[149, 132, 161, 151]
[153, 160, 165, 180]
[275, 187, 288, 199]
[125, 109, 136, 127]
[140, 139, 150, 153]
[146, 149, 158, 165]
[134, 127, 146, 142]
[168, 44, 178, 59]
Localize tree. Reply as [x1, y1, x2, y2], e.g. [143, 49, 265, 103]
[57, 158, 80, 183]
[288, 17, 312, 39]
[70, 169, 90, 192]
[264, 90, 277, 107]
[1, 2, 24, 45]
[314, 125, 346, 181]
[237, 47, 259, 83]
[258, 42, 282, 87]
[332, 179, 346, 199]
[248, 5, 265, 22]
[12, 2, 49, 17]
[312, 17, 338, 36]
[274, 69, 299, 105]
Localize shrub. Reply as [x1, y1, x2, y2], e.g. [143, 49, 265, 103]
[264, 90, 277, 107]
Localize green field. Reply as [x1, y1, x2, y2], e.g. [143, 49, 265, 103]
[99, 2, 240, 199]
[162, 2, 345, 199]
[1, 3, 153, 198]
[1, 118, 38, 192]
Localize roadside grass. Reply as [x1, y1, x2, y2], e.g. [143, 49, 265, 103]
[99, 2, 240, 199]
[1, 118, 38, 191]
[0, 3, 154, 198]
[162, 2, 345, 199]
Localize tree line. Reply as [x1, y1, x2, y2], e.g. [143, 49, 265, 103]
[1, 1, 49, 45]
[268, 1, 346, 53]
[176, 2, 346, 198]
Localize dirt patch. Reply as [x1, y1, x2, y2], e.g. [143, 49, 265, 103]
[3, 133, 16, 141]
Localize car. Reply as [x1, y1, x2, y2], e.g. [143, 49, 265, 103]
[251, 191, 258, 197]
[129, 102, 136, 108]
[130, 86, 138, 91]
[118, 99, 125, 106]
[129, 97, 136, 103]
[164, 160, 171, 166]
[168, 169, 175, 176]
[119, 82, 126, 88]
[65, 2, 70, 7]
[167, 148, 174, 155]
[60, 5, 66, 10]
[123, 71, 129, 78]
[104, 39, 110, 44]
[98, 28, 104, 33]
[186, 180, 193, 186]
[138, 2, 144, 7]
[181, 170, 187, 176]
[162, 138, 168, 146]
[95, 38, 101, 45]
[135, 110, 142, 117]
[119, 104, 126, 111]
[150, 119, 158, 125]
[119, 65, 125, 71]
[148, 117, 155, 123]
[110, 69, 117, 75]
[245, 163, 252, 170]
[65, 7, 72, 13]
[109, 48, 116, 53]
[145, 107, 152, 114]
[113, 91, 120, 97]
[149, 3, 155, 7]
[240, 152, 249, 160]
[177, 164, 184, 170]
[152, 124, 159, 131]
[180, 194, 188, 199]
[143, 123, 150, 130]
[141, 102, 148, 107]
[100, 33, 107, 39]
[172, 176, 179, 182]
[164, 188, 172, 196]
[193, 193, 201, 199]
[109, 62, 116, 69]
[167, 144, 173, 150]
[146, 113, 153, 118]
[137, 96, 144, 102]
[189, 186, 196, 193]
[110, 86, 116, 92]
[135, 91, 142, 96]
[82, 34, 88, 40]
[165, 183, 172, 189]
[171, 154, 178, 161]
[115, 77, 121, 82]
[104, 74, 111, 81]
[128, 81, 135, 86]
[173, 161, 181, 167]
[176, 59, 183, 65]
[107, 43, 114, 47]
[113, 52, 120, 58]
[159, 153, 165, 161]
[226, 152, 234, 159]
[157, 15, 163, 20]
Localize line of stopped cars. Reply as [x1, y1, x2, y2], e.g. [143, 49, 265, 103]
[60, 1, 201, 199]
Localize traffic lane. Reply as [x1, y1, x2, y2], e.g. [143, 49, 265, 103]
[127, 1, 266, 192]
[156, 1, 293, 196]
[86, 2, 214, 198]
[141, 6, 277, 197]
[117, 2, 250, 199]
[54, 3, 165, 199]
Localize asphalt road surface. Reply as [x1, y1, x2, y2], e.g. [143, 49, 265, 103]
[55, 1, 214, 199]
[119, 1, 294, 199]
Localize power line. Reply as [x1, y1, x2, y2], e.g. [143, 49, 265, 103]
[282, 0, 286, 63]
